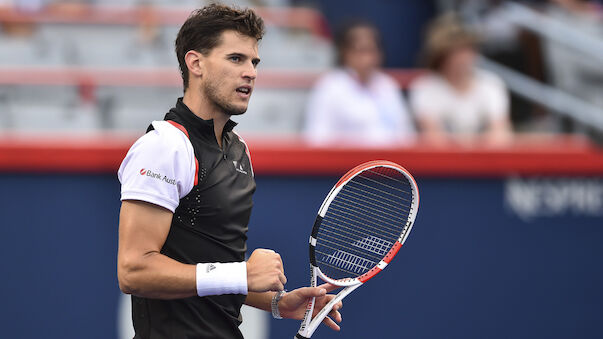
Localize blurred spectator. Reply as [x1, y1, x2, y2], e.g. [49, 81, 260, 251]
[303, 19, 416, 147]
[409, 14, 512, 146]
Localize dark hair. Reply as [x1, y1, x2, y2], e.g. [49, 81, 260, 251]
[333, 19, 382, 66]
[175, 4, 265, 90]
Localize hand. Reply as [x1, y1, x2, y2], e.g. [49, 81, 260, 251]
[278, 283, 343, 331]
[246, 249, 287, 292]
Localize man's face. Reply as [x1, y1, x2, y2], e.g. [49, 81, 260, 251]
[201, 30, 260, 116]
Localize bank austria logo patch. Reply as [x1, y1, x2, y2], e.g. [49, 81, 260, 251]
[139, 168, 176, 185]
[232, 161, 247, 175]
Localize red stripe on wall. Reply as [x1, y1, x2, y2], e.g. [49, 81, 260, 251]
[1, 135, 602, 176]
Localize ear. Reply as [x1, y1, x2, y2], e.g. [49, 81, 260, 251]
[184, 50, 204, 80]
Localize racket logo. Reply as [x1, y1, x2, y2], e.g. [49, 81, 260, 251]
[323, 250, 375, 274]
[353, 236, 392, 256]
[140, 168, 147, 175]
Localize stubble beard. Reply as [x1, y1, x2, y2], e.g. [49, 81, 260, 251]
[203, 80, 248, 116]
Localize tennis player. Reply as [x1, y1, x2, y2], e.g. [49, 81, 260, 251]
[117, 4, 342, 338]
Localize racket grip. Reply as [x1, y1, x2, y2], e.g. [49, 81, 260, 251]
[295, 334, 310, 339]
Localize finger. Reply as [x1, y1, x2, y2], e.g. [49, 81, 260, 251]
[328, 308, 342, 323]
[273, 282, 284, 291]
[293, 286, 327, 299]
[278, 271, 287, 284]
[322, 315, 341, 331]
[276, 253, 285, 274]
[317, 283, 341, 293]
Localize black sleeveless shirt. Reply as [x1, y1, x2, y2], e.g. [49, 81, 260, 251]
[132, 98, 256, 339]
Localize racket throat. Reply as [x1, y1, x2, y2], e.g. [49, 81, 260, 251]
[296, 282, 361, 338]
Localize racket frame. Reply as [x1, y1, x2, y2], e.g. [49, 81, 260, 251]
[295, 161, 419, 338]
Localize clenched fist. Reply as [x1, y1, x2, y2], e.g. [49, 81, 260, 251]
[246, 249, 287, 292]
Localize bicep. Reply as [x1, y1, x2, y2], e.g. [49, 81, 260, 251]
[118, 200, 173, 265]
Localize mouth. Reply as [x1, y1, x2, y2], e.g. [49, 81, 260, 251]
[235, 86, 252, 99]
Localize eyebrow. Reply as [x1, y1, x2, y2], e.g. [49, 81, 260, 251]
[226, 52, 261, 64]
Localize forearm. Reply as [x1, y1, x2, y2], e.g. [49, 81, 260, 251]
[119, 251, 196, 299]
[244, 291, 276, 312]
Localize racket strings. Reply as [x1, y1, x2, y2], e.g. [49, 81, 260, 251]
[349, 178, 412, 203]
[315, 247, 376, 274]
[365, 168, 414, 188]
[321, 212, 399, 240]
[359, 172, 412, 196]
[326, 203, 403, 237]
[335, 190, 410, 222]
[318, 225, 392, 262]
[315, 166, 415, 280]
[333, 177, 412, 226]
[319, 204, 402, 265]
[315, 251, 368, 276]
[345, 176, 412, 208]
[338, 182, 411, 213]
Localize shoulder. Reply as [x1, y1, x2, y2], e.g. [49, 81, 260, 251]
[371, 71, 400, 90]
[129, 121, 194, 157]
[231, 129, 249, 149]
[120, 121, 196, 181]
[409, 72, 446, 91]
[313, 69, 353, 89]
[118, 121, 197, 211]
[147, 121, 192, 146]
[474, 69, 506, 90]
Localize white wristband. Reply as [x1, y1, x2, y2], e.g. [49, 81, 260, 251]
[195, 262, 248, 297]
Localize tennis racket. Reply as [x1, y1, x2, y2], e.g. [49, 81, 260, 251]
[295, 160, 419, 338]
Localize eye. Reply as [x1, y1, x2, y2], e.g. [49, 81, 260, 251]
[252, 60, 260, 68]
[229, 56, 241, 63]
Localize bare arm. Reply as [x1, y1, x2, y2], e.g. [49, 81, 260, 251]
[117, 200, 196, 299]
[485, 118, 513, 146]
[244, 291, 274, 312]
[117, 200, 287, 299]
[417, 115, 449, 146]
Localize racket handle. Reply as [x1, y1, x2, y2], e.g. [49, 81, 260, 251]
[295, 334, 310, 339]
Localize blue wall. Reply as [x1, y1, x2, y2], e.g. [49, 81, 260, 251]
[0, 174, 602, 338]
[315, 0, 436, 67]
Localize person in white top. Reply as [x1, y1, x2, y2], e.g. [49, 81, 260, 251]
[303, 20, 416, 147]
[409, 14, 512, 146]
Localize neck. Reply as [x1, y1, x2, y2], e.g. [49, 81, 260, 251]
[348, 68, 373, 85]
[443, 71, 472, 93]
[183, 88, 230, 148]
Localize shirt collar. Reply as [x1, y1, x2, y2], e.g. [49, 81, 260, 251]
[171, 97, 238, 134]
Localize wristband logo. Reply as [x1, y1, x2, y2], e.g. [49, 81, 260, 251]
[139, 168, 176, 185]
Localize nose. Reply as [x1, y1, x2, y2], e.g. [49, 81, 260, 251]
[242, 62, 257, 81]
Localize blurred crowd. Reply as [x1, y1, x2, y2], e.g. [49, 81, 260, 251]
[303, 14, 513, 148]
[304, 0, 603, 147]
[0, 0, 602, 146]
